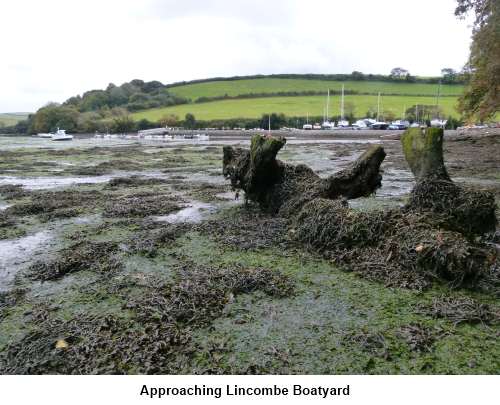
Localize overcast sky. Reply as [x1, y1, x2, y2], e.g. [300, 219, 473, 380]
[1, 0, 473, 112]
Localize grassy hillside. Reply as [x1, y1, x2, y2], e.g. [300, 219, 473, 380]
[0, 113, 30, 126]
[132, 94, 460, 122]
[168, 78, 463, 100]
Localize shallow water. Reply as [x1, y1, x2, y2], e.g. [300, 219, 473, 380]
[0, 231, 52, 291]
[0, 171, 167, 190]
[154, 201, 217, 224]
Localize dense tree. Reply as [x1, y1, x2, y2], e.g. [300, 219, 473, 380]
[184, 113, 197, 129]
[390, 67, 409, 79]
[136, 119, 157, 130]
[29, 104, 79, 133]
[159, 114, 180, 127]
[351, 71, 365, 80]
[455, 0, 499, 120]
[259, 113, 287, 130]
[111, 115, 136, 133]
[441, 68, 458, 84]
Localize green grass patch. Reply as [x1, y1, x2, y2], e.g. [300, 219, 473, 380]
[132, 94, 460, 121]
[168, 78, 463, 100]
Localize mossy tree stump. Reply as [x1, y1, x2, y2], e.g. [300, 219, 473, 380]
[223, 134, 386, 214]
[401, 127, 450, 181]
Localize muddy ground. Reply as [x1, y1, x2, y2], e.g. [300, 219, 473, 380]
[0, 133, 499, 374]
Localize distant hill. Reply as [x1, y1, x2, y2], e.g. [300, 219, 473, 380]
[0, 112, 31, 126]
[128, 75, 462, 122]
[166, 77, 463, 101]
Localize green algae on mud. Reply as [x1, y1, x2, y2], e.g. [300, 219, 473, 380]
[161, 232, 500, 374]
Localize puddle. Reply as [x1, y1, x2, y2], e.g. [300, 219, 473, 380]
[0, 231, 52, 291]
[153, 201, 216, 224]
[0, 174, 114, 190]
[0, 171, 167, 190]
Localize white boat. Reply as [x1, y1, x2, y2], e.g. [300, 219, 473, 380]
[389, 120, 410, 130]
[352, 121, 366, 130]
[339, 84, 349, 127]
[322, 89, 335, 129]
[302, 113, 312, 130]
[370, 121, 390, 130]
[321, 121, 334, 129]
[51, 129, 73, 141]
[430, 119, 447, 128]
[195, 134, 210, 140]
[37, 133, 53, 138]
[430, 82, 447, 128]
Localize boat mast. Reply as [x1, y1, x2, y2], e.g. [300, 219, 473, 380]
[340, 84, 345, 121]
[377, 92, 381, 121]
[435, 80, 442, 120]
[327, 88, 330, 122]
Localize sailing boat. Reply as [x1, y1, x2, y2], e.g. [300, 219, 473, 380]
[370, 92, 389, 129]
[322, 89, 334, 129]
[303, 112, 313, 130]
[337, 84, 350, 128]
[430, 81, 447, 128]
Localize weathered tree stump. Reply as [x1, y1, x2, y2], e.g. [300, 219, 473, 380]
[223, 134, 386, 214]
[402, 127, 497, 235]
[401, 127, 451, 181]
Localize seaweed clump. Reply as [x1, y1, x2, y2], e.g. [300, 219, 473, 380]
[28, 240, 122, 281]
[103, 194, 182, 218]
[106, 176, 168, 188]
[0, 265, 294, 374]
[6, 189, 103, 222]
[196, 205, 289, 250]
[417, 296, 499, 326]
[129, 223, 193, 257]
[294, 198, 493, 290]
[0, 184, 29, 200]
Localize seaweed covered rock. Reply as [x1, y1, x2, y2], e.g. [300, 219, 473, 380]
[407, 179, 497, 235]
[402, 127, 497, 235]
[294, 199, 493, 290]
[223, 134, 386, 214]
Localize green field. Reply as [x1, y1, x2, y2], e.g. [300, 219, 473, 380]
[132, 94, 460, 122]
[168, 78, 463, 100]
[0, 113, 30, 126]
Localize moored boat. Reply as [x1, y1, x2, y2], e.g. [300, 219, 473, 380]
[51, 129, 73, 141]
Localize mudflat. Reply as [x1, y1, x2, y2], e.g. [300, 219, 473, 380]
[0, 132, 498, 374]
